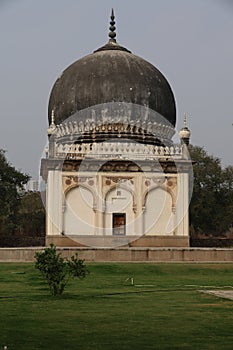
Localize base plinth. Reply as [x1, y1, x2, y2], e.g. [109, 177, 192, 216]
[46, 235, 190, 248]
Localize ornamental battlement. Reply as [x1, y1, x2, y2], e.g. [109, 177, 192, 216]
[53, 118, 175, 141]
[48, 141, 184, 161]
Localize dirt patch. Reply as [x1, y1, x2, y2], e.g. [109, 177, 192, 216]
[200, 290, 233, 301]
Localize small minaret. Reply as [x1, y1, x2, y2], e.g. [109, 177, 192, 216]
[179, 113, 191, 145]
[47, 109, 57, 158]
[47, 109, 56, 138]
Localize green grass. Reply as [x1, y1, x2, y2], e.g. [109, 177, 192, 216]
[1, 263, 233, 349]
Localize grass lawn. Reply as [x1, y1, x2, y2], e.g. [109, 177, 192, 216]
[0, 262, 233, 350]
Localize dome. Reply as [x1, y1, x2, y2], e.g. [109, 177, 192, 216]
[48, 12, 176, 128]
[49, 49, 176, 127]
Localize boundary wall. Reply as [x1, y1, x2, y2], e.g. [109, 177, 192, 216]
[0, 247, 233, 262]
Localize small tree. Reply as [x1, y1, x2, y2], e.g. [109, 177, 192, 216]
[35, 244, 89, 295]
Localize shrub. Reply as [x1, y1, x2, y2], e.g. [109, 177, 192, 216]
[35, 244, 89, 295]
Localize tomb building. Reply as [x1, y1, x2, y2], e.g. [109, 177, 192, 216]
[41, 10, 192, 247]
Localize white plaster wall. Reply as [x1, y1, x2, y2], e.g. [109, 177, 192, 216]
[104, 187, 135, 235]
[144, 187, 173, 235]
[64, 186, 95, 235]
[46, 169, 190, 239]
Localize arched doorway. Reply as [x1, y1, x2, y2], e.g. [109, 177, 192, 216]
[104, 187, 135, 235]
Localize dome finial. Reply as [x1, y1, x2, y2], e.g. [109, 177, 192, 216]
[109, 8, 116, 42]
[94, 8, 132, 53]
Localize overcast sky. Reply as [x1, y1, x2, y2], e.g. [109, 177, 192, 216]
[0, 0, 232, 178]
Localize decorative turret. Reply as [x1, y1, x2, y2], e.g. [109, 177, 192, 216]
[47, 110, 56, 137]
[179, 113, 191, 145]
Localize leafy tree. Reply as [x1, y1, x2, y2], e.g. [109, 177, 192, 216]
[0, 150, 29, 234]
[189, 145, 233, 236]
[35, 244, 89, 295]
[17, 192, 45, 236]
[220, 166, 233, 232]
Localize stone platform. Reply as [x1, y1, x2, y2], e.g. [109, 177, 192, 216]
[46, 235, 190, 248]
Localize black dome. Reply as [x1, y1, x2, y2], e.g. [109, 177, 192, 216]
[48, 43, 176, 127]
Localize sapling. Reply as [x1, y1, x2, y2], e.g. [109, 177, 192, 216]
[35, 244, 89, 295]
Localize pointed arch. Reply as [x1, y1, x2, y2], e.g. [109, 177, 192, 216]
[105, 183, 137, 213]
[63, 185, 95, 235]
[142, 184, 175, 211]
[143, 186, 174, 235]
[64, 183, 97, 211]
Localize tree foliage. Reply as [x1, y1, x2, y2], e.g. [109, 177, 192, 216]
[189, 145, 233, 236]
[35, 244, 89, 295]
[0, 150, 30, 234]
[17, 191, 45, 236]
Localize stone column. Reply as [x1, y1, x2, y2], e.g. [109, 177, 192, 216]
[135, 174, 144, 236]
[46, 170, 63, 236]
[96, 173, 105, 235]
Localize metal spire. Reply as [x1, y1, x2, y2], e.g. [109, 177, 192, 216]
[94, 8, 131, 53]
[109, 8, 116, 42]
[184, 112, 187, 128]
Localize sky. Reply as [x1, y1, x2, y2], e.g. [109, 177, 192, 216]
[0, 0, 232, 178]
